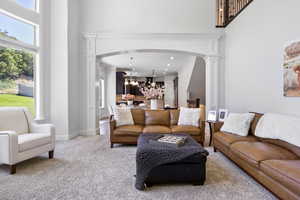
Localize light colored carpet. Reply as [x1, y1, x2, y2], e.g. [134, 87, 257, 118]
[0, 135, 277, 200]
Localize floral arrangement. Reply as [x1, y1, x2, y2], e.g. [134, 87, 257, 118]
[139, 86, 165, 100]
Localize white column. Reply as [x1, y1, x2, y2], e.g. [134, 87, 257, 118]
[82, 35, 98, 136]
[205, 56, 220, 117]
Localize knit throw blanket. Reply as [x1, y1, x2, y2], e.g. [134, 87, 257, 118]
[135, 133, 208, 190]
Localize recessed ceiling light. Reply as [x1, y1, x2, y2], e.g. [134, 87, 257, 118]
[129, 63, 132, 66]
[167, 63, 171, 66]
[170, 56, 174, 60]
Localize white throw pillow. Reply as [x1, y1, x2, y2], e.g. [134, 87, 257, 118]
[255, 113, 300, 147]
[178, 107, 200, 127]
[113, 108, 134, 127]
[221, 113, 255, 136]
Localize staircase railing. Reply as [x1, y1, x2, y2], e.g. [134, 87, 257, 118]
[216, 0, 253, 27]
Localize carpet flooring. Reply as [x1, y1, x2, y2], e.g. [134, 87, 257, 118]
[0, 135, 277, 200]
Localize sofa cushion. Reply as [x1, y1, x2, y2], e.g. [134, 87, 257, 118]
[114, 125, 143, 136]
[0, 107, 29, 134]
[18, 133, 51, 152]
[178, 107, 200, 127]
[231, 141, 298, 168]
[260, 160, 300, 195]
[113, 108, 134, 127]
[214, 131, 257, 147]
[131, 109, 145, 125]
[143, 125, 172, 134]
[170, 110, 180, 125]
[171, 125, 200, 136]
[145, 110, 170, 126]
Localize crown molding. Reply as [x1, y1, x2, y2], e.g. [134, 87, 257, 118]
[82, 32, 224, 40]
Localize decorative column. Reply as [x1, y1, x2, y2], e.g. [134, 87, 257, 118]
[205, 55, 221, 117]
[82, 34, 98, 136]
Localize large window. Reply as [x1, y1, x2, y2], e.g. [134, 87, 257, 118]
[0, 46, 35, 114]
[99, 79, 105, 109]
[0, 13, 35, 45]
[0, 0, 39, 116]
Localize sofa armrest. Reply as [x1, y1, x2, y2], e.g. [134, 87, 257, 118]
[0, 131, 18, 164]
[110, 120, 116, 132]
[212, 122, 224, 133]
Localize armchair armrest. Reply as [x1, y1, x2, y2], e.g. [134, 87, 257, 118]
[30, 123, 55, 149]
[0, 131, 18, 165]
[30, 123, 55, 134]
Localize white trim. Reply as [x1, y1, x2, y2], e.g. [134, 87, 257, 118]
[55, 134, 70, 141]
[0, 0, 40, 25]
[79, 128, 99, 136]
[55, 132, 79, 141]
[83, 32, 224, 40]
[0, 36, 39, 53]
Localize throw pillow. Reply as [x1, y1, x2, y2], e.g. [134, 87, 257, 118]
[178, 107, 200, 127]
[113, 108, 134, 127]
[221, 113, 255, 136]
[255, 113, 300, 147]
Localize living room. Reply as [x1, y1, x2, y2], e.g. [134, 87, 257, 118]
[0, 0, 299, 199]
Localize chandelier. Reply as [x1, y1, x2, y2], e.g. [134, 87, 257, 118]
[125, 78, 139, 86]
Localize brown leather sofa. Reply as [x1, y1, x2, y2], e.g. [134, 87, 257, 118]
[110, 106, 206, 147]
[213, 113, 300, 200]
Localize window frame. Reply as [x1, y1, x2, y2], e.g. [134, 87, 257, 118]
[15, 0, 39, 12]
[99, 79, 105, 109]
[0, 1, 41, 119]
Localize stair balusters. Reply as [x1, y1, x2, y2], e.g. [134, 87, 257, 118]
[216, 0, 253, 27]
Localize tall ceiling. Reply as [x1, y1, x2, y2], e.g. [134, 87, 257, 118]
[100, 52, 195, 77]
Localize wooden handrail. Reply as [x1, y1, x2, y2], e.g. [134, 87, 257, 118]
[216, 0, 253, 27]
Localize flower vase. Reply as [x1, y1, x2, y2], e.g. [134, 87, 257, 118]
[150, 99, 158, 110]
[127, 100, 133, 106]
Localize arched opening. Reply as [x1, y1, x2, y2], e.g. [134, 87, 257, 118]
[95, 49, 207, 132]
[81, 33, 222, 136]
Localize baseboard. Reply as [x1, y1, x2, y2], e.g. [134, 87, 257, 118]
[79, 128, 100, 136]
[55, 132, 79, 141]
[55, 134, 70, 141]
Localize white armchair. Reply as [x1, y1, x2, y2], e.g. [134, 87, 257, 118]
[0, 107, 55, 174]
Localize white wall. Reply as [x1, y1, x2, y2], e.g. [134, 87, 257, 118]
[225, 0, 300, 116]
[80, 0, 220, 34]
[178, 56, 196, 107]
[106, 65, 116, 112]
[188, 57, 206, 105]
[96, 62, 109, 119]
[164, 75, 176, 107]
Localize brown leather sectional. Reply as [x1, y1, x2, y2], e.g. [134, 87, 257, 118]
[213, 113, 300, 200]
[110, 107, 206, 147]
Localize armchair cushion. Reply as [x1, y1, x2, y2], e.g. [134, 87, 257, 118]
[18, 133, 51, 152]
[0, 107, 29, 134]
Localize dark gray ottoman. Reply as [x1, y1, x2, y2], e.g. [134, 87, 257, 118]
[135, 133, 209, 190]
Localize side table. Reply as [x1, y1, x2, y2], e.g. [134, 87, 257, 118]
[206, 120, 224, 146]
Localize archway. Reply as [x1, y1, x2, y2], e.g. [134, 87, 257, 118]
[81, 33, 223, 136]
